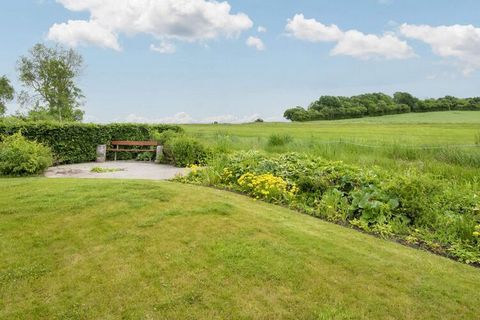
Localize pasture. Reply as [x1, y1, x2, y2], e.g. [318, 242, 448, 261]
[183, 111, 480, 183]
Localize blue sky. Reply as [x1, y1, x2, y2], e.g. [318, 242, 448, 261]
[1, 0, 480, 123]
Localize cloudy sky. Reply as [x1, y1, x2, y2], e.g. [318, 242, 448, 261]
[1, 0, 480, 123]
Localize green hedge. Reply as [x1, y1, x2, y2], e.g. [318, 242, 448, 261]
[0, 121, 183, 164]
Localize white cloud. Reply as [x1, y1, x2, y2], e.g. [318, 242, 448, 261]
[47, 20, 121, 50]
[285, 14, 342, 42]
[246, 36, 265, 51]
[332, 30, 414, 60]
[400, 23, 480, 74]
[48, 0, 253, 51]
[285, 14, 414, 60]
[122, 112, 263, 124]
[257, 26, 267, 33]
[150, 41, 176, 54]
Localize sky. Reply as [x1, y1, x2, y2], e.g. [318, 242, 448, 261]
[1, 0, 480, 123]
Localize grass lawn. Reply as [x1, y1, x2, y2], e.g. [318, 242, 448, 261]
[1, 178, 479, 319]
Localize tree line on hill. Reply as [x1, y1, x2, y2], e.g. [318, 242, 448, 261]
[284, 93, 480, 122]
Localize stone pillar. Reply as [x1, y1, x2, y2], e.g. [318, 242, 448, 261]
[155, 145, 164, 163]
[96, 144, 107, 163]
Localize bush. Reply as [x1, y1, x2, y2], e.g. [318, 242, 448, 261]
[237, 172, 297, 203]
[163, 135, 209, 167]
[179, 151, 480, 265]
[0, 120, 182, 164]
[136, 152, 153, 162]
[152, 129, 181, 145]
[267, 134, 293, 147]
[0, 132, 53, 176]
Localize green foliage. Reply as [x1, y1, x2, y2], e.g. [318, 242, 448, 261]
[350, 185, 399, 225]
[16, 44, 85, 122]
[284, 92, 480, 121]
[266, 133, 293, 147]
[151, 129, 180, 145]
[448, 242, 480, 265]
[136, 152, 153, 162]
[283, 106, 310, 122]
[90, 167, 123, 173]
[163, 135, 209, 167]
[0, 75, 15, 116]
[0, 120, 182, 164]
[180, 151, 480, 265]
[237, 172, 297, 203]
[0, 132, 52, 176]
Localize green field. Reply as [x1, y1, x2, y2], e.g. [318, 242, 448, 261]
[183, 111, 480, 183]
[1, 178, 479, 319]
[184, 111, 480, 144]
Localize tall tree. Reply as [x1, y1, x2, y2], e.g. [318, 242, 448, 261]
[0, 75, 14, 116]
[17, 43, 85, 121]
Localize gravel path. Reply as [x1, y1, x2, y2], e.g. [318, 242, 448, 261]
[44, 161, 189, 180]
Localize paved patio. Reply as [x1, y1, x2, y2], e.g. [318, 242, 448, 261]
[44, 161, 189, 180]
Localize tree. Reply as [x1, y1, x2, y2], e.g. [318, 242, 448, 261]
[393, 92, 418, 111]
[17, 43, 85, 121]
[284, 106, 311, 122]
[0, 75, 14, 116]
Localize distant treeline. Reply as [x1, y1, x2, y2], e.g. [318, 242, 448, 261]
[283, 93, 480, 121]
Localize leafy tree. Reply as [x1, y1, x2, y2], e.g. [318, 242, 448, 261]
[284, 107, 310, 122]
[393, 92, 418, 110]
[0, 75, 14, 116]
[284, 92, 480, 122]
[17, 43, 84, 122]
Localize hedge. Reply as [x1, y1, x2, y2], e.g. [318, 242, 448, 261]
[0, 121, 183, 164]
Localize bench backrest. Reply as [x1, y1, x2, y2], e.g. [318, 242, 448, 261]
[111, 140, 158, 146]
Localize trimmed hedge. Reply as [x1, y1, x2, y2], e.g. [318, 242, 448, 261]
[0, 121, 183, 164]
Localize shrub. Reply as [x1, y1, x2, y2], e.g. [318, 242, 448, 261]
[136, 152, 153, 162]
[152, 129, 181, 145]
[163, 136, 209, 167]
[0, 120, 182, 164]
[179, 151, 480, 265]
[267, 134, 293, 147]
[349, 184, 399, 225]
[0, 132, 53, 176]
[381, 172, 440, 225]
[237, 172, 297, 202]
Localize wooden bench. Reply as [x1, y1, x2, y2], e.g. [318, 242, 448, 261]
[108, 140, 159, 161]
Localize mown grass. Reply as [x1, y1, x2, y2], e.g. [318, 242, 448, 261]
[1, 178, 480, 319]
[182, 111, 480, 184]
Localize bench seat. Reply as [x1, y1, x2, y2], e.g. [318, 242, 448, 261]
[108, 140, 160, 161]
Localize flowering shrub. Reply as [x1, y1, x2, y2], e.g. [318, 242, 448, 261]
[178, 151, 480, 265]
[237, 172, 297, 202]
[474, 225, 480, 238]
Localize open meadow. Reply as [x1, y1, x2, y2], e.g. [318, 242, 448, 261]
[183, 111, 480, 183]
